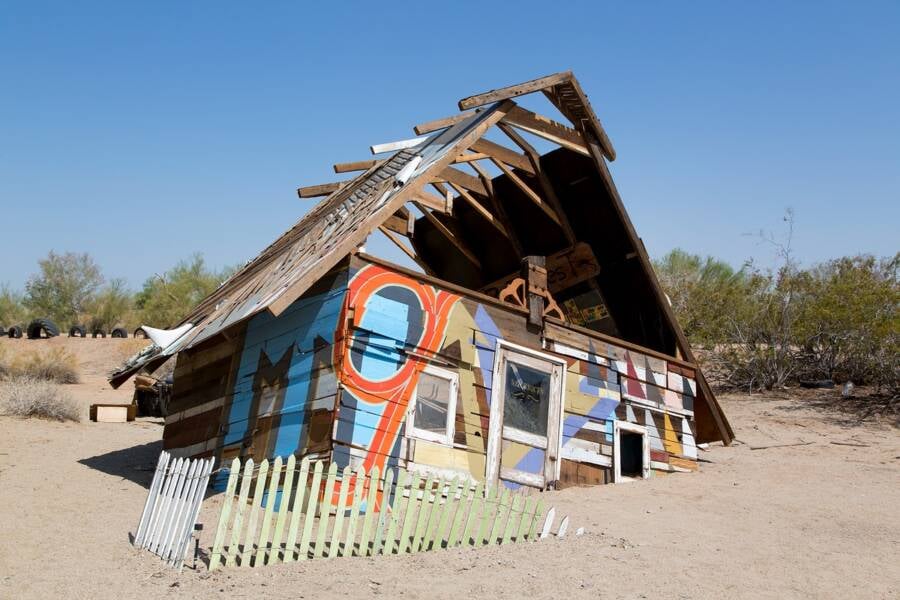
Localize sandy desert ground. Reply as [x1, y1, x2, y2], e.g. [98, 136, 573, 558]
[0, 337, 897, 599]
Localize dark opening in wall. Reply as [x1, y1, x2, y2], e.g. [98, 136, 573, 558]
[619, 431, 645, 478]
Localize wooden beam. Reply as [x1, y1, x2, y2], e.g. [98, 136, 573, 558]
[413, 189, 449, 214]
[377, 226, 433, 275]
[437, 166, 487, 196]
[467, 161, 523, 256]
[470, 139, 534, 175]
[446, 181, 510, 239]
[383, 209, 414, 237]
[502, 105, 589, 156]
[490, 158, 561, 227]
[333, 160, 377, 174]
[467, 161, 495, 198]
[497, 123, 577, 245]
[458, 72, 573, 110]
[413, 111, 477, 135]
[543, 79, 616, 161]
[370, 136, 429, 155]
[412, 202, 482, 269]
[452, 152, 490, 164]
[296, 182, 346, 198]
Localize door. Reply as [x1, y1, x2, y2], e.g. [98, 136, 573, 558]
[486, 342, 565, 490]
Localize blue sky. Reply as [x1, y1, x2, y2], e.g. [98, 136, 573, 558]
[1, 1, 897, 289]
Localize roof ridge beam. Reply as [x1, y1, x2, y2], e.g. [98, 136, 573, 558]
[458, 72, 574, 110]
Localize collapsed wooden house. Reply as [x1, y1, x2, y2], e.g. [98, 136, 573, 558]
[111, 72, 733, 492]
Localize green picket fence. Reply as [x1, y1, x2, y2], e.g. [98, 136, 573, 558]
[209, 456, 552, 569]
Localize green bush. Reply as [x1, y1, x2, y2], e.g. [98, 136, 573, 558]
[134, 254, 234, 328]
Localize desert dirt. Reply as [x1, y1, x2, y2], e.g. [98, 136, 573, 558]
[0, 337, 897, 599]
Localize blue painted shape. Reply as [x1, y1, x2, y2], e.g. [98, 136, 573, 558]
[514, 446, 545, 475]
[473, 305, 503, 395]
[223, 283, 347, 458]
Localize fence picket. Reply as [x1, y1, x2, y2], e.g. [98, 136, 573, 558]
[382, 469, 405, 555]
[172, 457, 214, 569]
[298, 460, 323, 560]
[314, 462, 338, 558]
[329, 465, 352, 557]
[428, 477, 457, 550]
[502, 494, 521, 545]
[411, 474, 435, 552]
[269, 455, 296, 564]
[135, 451, 169, 546]
[254, 456, 282, 566]
[144, 456, 182, 550]
[397, 472, 420, 554]
[477, 485, 498, 546]
[225, 458, 255, 567]
[539, 506, 556, 540]
[460, 482, 484, 547]
[210, 458, 241, 570]
[373, 468, 395, 555]
[528, 499, 545, 541]
[239, 459, 269, 566]
[489, 488, 511, 545]
[517, 496, 535, 542]
[557, 516, 569, 538]
[343, 466, 365, 556]
[159, 458, 199, 560]
[358, 466, 380, 556]
[283, 457, 311, 562]
[151, 457, 188, 553]
[447, 480, 471, 548]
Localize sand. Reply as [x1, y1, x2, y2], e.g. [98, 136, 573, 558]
[0, 337, 897, 599]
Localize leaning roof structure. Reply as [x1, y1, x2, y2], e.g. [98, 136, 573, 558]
[111, 71, 733, 444]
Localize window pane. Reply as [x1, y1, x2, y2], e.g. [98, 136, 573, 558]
[503, 361, 550, 436]
[414, 372, 451, 434]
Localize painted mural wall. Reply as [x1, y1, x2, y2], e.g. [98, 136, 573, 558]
[163, 256, 700, 490]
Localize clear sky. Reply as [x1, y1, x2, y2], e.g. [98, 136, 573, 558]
[2, 1, 898, 290]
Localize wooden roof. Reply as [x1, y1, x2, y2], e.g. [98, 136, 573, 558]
[109, 72, 733, 445]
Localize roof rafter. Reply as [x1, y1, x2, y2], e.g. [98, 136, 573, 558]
[502, 105, 589, 156]
[412, 201, 482, 269]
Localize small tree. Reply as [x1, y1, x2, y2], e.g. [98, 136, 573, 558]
[134, 254, 233, 328]
[83, 278, 135, 332]
[0, 284, 30, 326]
[24, 251, 103, 327]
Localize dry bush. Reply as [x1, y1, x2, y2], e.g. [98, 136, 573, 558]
[12, 347, 80, 384]
[0, 376, 81, 422]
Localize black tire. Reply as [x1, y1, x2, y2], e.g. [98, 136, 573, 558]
[68, 325, 87, 338]
[27, 318, 60, 339]
[111, 327, 128, 338]
[133, 327, 147, 339]
[8, 325, 23, 339]
[92, 329, 106, 338]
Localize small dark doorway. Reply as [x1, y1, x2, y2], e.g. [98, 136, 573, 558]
[619, 431, 645, 477]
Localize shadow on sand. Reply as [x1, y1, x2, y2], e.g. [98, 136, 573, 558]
[79, 440, 164, 488]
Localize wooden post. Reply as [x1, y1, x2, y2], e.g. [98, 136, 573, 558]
[523, 256, 547, 330]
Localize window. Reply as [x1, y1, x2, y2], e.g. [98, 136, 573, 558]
[502, 361, 551, 436]
[407, 365, 458, 446]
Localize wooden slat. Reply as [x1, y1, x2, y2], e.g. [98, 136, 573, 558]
[490, 158, 562, 226]
[413, 189, 450, 213]
[333, 159, 377, 174]
[411, 475, 436, 552]
[382, 469, 405, 555]
[269, 454, 309, 563]
[343, 466, 365, 556]
[370, 135, 429, 155]
[358, 466, 380, 556]
[397, 472, 421, 553]
[314, 462, 338, 558]
[502, 494, 521, 545]
[377, 225, 434, 276]
[447, 480, 474, 548]
[437, 166, 488, 196]
[488, 488, 511, 545]
[254, 456, 281, 566]
[458, 72, 574, 110]
[329, 465, 352, 557]
[413, 202, 482, 268]
[414, 111, 476, 135]
[296, 182, 346, 198]
[446, 182, 510, 239]
[539, 506, 556, 539]
[374, 468, 396, 555]
[135, 451, 170, 547]
[225, 458, 254, 567]
[209, 458, 240, 570]
[470, 138, 535, 174]
[518, 496, 536, 542]
[155, 458, 194, 557]
[544, 77, 616, 161]
[382, 210, 414, 237]
[428, 477, 458, 550]
[477, 485, 497, 545]
[241, 459, 269, 566]
[502, 105, 589, 156]
[452, 152, 490, 164]
[298, 460, 324, 560]
[461, 483, 485, 547]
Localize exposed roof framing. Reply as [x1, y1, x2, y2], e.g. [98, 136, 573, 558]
[109, 71, 731, 445]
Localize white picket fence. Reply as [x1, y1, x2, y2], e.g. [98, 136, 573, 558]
[209, 456, 575, 570]
[134, 451, 215, 570]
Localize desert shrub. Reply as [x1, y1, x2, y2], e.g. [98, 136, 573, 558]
[0, 284, 30, 327]
[13, 347, 80, 384]
[83, 278, 135, 332]
[0, 376, 80, 421]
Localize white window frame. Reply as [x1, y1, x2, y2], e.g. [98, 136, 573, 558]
[613, 420, 650, 482]
[406, 364, 459, 447]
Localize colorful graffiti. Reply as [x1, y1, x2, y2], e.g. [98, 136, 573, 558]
[335, 265, 460, 476]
